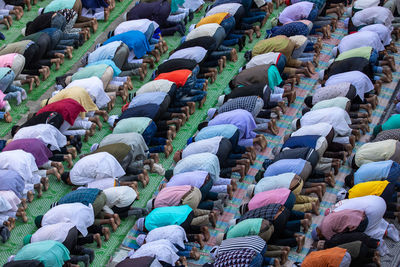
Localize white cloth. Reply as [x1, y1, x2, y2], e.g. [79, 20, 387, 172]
[31, 222, 75, 243]
[332, 196, 388, 240]
[186, 23, 222, 41]
[136, 80, 175, 95]
[130, 239, 179, 266]
[0, 191, 20, 212]
[352, 6, 394, 28]
[0, 150, 41, 185]
[291, 122, 333, 137]
[353, 0, 379, 10]
[86, 178, 117, 190]
[245, 53, 281, 69]
[300, 107, 352, 136]
[0, 194, 12, 213]
[41, 203, 95, 236]
[182, 0, 204, 11]
[102, 186, 136, 214]
[278, 1, 314, 24]
[169, 46, 207, 63]
[13, 124, 67, 151]
[144, 225, 188, 249]
[359, 24, 392, 46]
[325, 71, 374, 101]
[338, 30, 385, 52]
[66, 77, 110, 109]
[206, 3, 241, 17]
[81, 7, 104, 20]
[182, 136, 222, 158]
[255, 173, 296, 194]
[70, 152, 126, 186]
[114, 19, 159, 35]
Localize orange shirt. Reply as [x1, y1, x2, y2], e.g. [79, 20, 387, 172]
[155, 69, 192, 87]
[196, 12, 229, 27]
[302, 247, 347, 267]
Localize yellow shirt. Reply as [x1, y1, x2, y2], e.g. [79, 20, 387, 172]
[196, 12, 229, 27]
[355, 139, 397, 167]
[348, 180, 389, 199]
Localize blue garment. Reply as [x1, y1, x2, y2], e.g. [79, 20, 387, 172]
[282, 135, 320, 150]
[88, 41, 122, 64]
[104, 31, 151, 59]
[81, 0, 109, 8]
[354, 160, 394, 185]
[0, 169, 25, 198]
[129, 92, 167, 108]
[57, 188, 101, 206]
[119, 104, 160, 121]
[271, 22, 309, 37]
[264, 159, 307, 176]
[145, 205, 192, 232]
[86, 60, 121, 77]
[195, 124, 239, 141]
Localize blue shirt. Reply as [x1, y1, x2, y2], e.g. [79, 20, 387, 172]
[282, 135, 320, 150]
[104, 30, 151, 59]
[195, 124, 238, 142]
[57, 188, 101, 206]
[88, 41, 122, 64]
[264, 159, 307, 176]
[129, 92, 167, 108]
[145, 205, 192, 231]
[354, 160, 393, 185]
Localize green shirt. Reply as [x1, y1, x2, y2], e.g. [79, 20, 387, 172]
[14, 240, 70, 267]
[267, 65, 282, 92]
[311, 97, 349, 111]
[145, 205, 192, 231]
[72, 64, 108, 81]
[226, 218, 262, 238]
[335, 46, 372, 62]
[113, 117, 152, 135]
[383, 114, 400, 131]
[44, 0, 75, 12]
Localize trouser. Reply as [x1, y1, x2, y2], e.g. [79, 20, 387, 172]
[200, 178, 218, 202]
[93, 192, 107, 224]
[142, 121, 167, 153]
[216, 138, 237, 168]
[270, 208, 300, 247]
[62, 226, 95, 254]
[59, 117, 91, 136]
[180, 211, 206, 234]
[111, 201, 134, 218]
[1, 70, 23, 100]
[22, 43, 43, 75]
[160, 22, 181, 36]
[229, 130, 246, 154]
[11, 54, 25, 77]
[113, 44, 142, 76]
[325, 232, 379, 249]
[380, 182, 398, 218]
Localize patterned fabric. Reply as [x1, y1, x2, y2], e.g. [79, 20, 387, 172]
[214, 249, 257, 267]
[238, 204, 283, 223]
[271, 22, 309, 37]
[57, 188, 101, 206]
[373, 129, 400, 142]
[218, 96, 259, 115]
[218, 236, 266, 255]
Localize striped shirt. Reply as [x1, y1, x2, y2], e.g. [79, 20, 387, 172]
[218, 236, 266, 255]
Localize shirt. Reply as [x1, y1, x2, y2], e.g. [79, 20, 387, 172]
[154, 70, 191, 87]
[291, 122, 332, 137]
[360, 24, 392, 46]
[319, 209, 365, 240]
[144, 225, 188, 249]
[238, 204, 284, 223]
[278, 2, 314, 24]
[335, 46, 372, 62]
[186, 23, 221, 41]
[0, 150, 40, 186]
[312, 82, 352, 104]
[0, 170, 25, 198]
[338, 31, 384, 53]
[248, 188, 290, 211]
[114, 19, 159, 35]
[88, 41, 122, 63]
[86, 178, 117, 190]
[130, 239, 179, 266]
[302, 247, 347, 267]
[154, 185, 194, 208]
[206, 3, 241, 16]
[129, 92, 167, 108]
[226, 218, 263, 238]
[103, 186, 136, 213]
[353, 0, 379, 9]
[348, 180, 389, 198]
[174, 153, 220, 182]
[38, 98, 86, 124]
[14, 241, 70, 267]
[355, 140, 397, 167]
[99, 132, 149, 161]
[218, 96, 260, 115]
[352, 6, 393, 28]
[182, 136, 222, 158]
[31, 223, 75, 243]
[195, 124, 238, 141]
[311, 97, 350, 111]
[325, 71, 374, 101]
[196, 12, 229, 27]
[218, 236, 266, 255]
[13, 124, 67, 151]
[58, 188, 101, 206]
[381, 114, 400, 132]
[66, 77, 110, 109]
[42, 203, 94, 236]
[3, 138, 52, 167]
[169, 46, 207, 63]
[70, 152, 125, 185]
[254, 173, 296, 194]
[136, 80, 175, 95]
[264, 159, 306, 177]
[166, 171, 208, 188]
[245, 52, 281, 69]
[104, 31, 151, 59]
[113, 117, 152, 135]
[145, 205, 192, 231]
[354, 160, 393, 185]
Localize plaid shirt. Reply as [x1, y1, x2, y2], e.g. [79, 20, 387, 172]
[218, 96, 259, 115]
[238, 204, 284, 223]
[58, 188, 101, 206]
[214, 249, 258, 267]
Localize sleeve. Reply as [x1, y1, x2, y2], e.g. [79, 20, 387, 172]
[102, 205, 114, 214]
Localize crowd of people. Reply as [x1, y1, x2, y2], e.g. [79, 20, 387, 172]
[0, 0, 400, 265]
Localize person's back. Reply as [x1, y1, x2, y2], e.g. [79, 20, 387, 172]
[25, 12, 55, 36]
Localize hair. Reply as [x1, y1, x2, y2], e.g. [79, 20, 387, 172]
[11, 125, 20, 137]
[302, 107, 311, 116]
[228, 80, 235, 89]
[351, 156, 358, 169]
[344, 174, 354, 188]
[197, 121, 208, 131]
[61, 172, 70, 184]
[165, 169, 173, 180]
[304, 96, 313, 107]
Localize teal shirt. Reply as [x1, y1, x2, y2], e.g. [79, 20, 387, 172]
[113, 117, 152, 134]
[0, 67, 10, 80]
[145, 205, 192, 231]
[226, 218, 262, 239]
[267, 65, 282, 92]
[44, 0, 75, 12]
[383, 114, 400, 131]
[14, 240, 70, 267]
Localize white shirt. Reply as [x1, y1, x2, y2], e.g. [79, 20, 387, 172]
[254, 173, 296, 195]
[145, 225, 188, 249]
[291, 122, 333, 137]
[352, 6, 394, 28]
[130, 239, 179, 266]
[325, 71, 374, 101]
[102, 186, 136, 214]
[70, 152, 125, 186]
[42, 203, 94, 236]
[182, 136, 222, 159]
[169, 46, 207, 63]
[66, 77, 110, 109]
[86, 178, 117, 190]
[338, 31, 385, 52]
[278, 1, 314, 24]
[332, 195, 388, 240]
[136, 80, 175, 95]
[0, 191, 20, 212]
[206, 3, 241, 17]
[0, 150, 40, 185]
[300, 107, 352, 136]
[186, 23, 221, 41]
[246, 52, 281, 69]
[13, 124, 67, 151]
[31, 222, 75, 243]
[353, 0, 379, 10]
[183, 0, 204, 11]
[359, 24, 392, 46]
[114, 19, 159, 35]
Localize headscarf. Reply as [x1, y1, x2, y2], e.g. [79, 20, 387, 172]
[136, 217, 145, 231]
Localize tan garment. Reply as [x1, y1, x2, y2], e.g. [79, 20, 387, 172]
[355, 139, 397, 167]
[0, 40, 32, 56]
[182, 187, 202, 209]
[232, 64, 272, 87]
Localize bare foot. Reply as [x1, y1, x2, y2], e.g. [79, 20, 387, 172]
[102, 227, 110, 241]
[94, 233, 102, 248]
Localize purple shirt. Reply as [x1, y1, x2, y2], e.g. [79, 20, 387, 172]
[279, 2, 314, 24]
[3, 138, 52, 167]
[166, 171, 208, 188]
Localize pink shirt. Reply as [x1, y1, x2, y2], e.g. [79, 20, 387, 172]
[0, 91, 5, 109]
[248, 188, 291, 211]
[319, 209, 365, 240]
[154, 185, 192, 208]
[0, 53, 17, 68]
[278, 2, 314, 24]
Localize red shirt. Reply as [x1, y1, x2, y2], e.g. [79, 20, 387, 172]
[155, 69, 192, 87]
[37, 98, 86, 125]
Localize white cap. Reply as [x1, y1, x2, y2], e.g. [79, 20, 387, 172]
[107, 115, 118, 127]
[318, 70, 325, 81]
[38, 8, 43, 15]
[216, 233, 224, 245]
[328, 58, 334, 66]
[90, 143, 99, 152]
[332, 47, 338, 57]
[146, 199, 153, 211]
[217, 95, 225, 107]
[346, 7, 352, 16]
[291, 119, 299, 130]
[21, 28, 26, 36]
[188, 24, 196, 32]
[136, 234, 146, 246]
[207, 108, 217, 121]
[247, 184, 255, 197]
